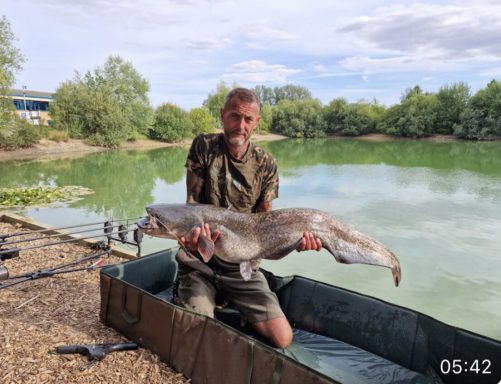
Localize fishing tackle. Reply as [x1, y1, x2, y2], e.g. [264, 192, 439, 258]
[0, 249, 112, 290]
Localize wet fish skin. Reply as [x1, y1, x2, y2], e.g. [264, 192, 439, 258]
[138, 203, 401, 286]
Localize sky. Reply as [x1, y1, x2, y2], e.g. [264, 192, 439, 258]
[3, 0, 501, 109]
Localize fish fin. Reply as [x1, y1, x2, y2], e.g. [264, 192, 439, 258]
[263, 238, 304, 260]
[198, 234, 215, 263]
[239, 261, 252, 281]
[392, 264, 401, 287]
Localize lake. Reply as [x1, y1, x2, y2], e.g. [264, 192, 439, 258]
[1, 137, 500, 340]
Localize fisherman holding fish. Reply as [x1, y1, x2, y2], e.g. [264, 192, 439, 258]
[177, 88, 322, 348]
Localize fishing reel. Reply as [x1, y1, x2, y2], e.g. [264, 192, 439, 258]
[0, 249, 20, 281]
[0, 264, 8, 281]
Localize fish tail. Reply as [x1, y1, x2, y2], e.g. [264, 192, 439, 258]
[392, 264, 401, 287]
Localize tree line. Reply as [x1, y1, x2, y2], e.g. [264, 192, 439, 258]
[1, 15, 500, 149]
[186, 80, 501, 142]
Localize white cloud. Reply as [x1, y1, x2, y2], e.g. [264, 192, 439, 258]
[340, 55, 410, 71]
[222, 60, 300, 84]
[338, 54, 465, 75]
[187, 38, 233, 50]
[243, 22, 297, 41]
[312, 64, 327, 73]
[338, 2, 501, 60]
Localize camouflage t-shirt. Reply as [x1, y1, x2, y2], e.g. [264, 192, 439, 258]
[185, 133, 279, 213]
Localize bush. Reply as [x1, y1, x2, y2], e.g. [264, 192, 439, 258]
[149, 103, 194, 142]
[47, 129, 69, 142]
[379, 87, 438, 138]
[0, 118, 40, 149]
[257, 101, 273, 133]
[271, 99, 326, 138]
[189, 107, 216, 135]
[454, 80, 501, 140]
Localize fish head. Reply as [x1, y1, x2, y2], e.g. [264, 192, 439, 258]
[137, 204, 198, 240]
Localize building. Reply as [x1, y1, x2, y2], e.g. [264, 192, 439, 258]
[7, 88, 54, 126]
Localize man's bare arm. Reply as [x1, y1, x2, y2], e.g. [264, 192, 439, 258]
[182, 170, 222, 252]
[186, 170, 204, 204]
[256, 199, 272, 213]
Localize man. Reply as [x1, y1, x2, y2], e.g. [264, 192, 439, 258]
[177, 88, 321, 348]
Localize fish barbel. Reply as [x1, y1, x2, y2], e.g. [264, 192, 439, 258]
[137, 203, 401, 286]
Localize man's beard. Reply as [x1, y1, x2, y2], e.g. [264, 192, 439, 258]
[227, 133, 249, 146]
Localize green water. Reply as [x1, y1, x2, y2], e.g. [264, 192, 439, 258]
[1, 138, 500, 340]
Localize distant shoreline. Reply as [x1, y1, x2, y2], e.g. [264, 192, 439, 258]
[333, 133, 463, 142]
[2, 132, 499, 162]
[0, 133, 287, 162]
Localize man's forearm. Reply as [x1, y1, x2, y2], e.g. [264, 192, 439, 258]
[186, 170, 204, 203]
[256, 200, 272, 212]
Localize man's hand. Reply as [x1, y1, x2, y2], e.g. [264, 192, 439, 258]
[179, 223, 221, 253]
[297, 231, 322, 252]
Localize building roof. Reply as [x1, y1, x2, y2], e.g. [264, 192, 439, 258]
[8, 89, 54, 100]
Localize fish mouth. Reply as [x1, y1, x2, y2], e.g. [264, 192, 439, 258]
[137, 217, 151, 229]
[137, 214, 177, 240]
[137, 214, 165, 230]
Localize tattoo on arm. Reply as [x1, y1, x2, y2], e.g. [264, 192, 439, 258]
[186, 170, 204, 203]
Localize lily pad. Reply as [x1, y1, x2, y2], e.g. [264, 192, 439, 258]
[0, 186, 95, 208]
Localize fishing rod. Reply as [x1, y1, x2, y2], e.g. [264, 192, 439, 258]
[0, 217, 142, 242]
[0, 249, 112, 289]
[0, 228, 136, 256]
[0, 223, 126, 248]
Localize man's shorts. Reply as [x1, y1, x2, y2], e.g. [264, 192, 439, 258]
[176, 249, 285, 323]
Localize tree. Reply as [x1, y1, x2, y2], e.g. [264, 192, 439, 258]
[271, 99, 325, 138]
[454, 80, 501, 139]
[189, 106, 216, 135]
[435, 82, 470, 134]
[253, 84, 313, 106]
[0, 16, 24, 95]
[97, 56, 153, 135]
[343, 101, 385, 136]
[252, 85, 276, 106]
[402, 85, 423, 100]
[150, 103, 194, 142]
[203, 81, 234, 124]
[323, 98, 349, 134]
[380, 86, 438, 138]
[324, 98, 384, 136]
[0, 16, 40, 149]
[257, 101, 273, 133]
[49, 80, 87, 138]
[274, 84, 312, 103]
[50, 56, 153, 147]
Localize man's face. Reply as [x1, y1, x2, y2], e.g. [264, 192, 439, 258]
[220, 99, 260, 147]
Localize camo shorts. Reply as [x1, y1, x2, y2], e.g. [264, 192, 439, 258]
[175, 249, 285, 323]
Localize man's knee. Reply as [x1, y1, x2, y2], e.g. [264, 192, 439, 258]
[178, 291, 216, 317]
[252, 317, 293, 348]
[273, 326, 293, 349]
[177, 275, 216, 317]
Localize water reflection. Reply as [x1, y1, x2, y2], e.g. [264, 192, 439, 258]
[261, 138, 501, 177]
[1, 147, 188, 218]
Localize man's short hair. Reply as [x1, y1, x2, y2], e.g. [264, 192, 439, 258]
[224, 88, 260, 110]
